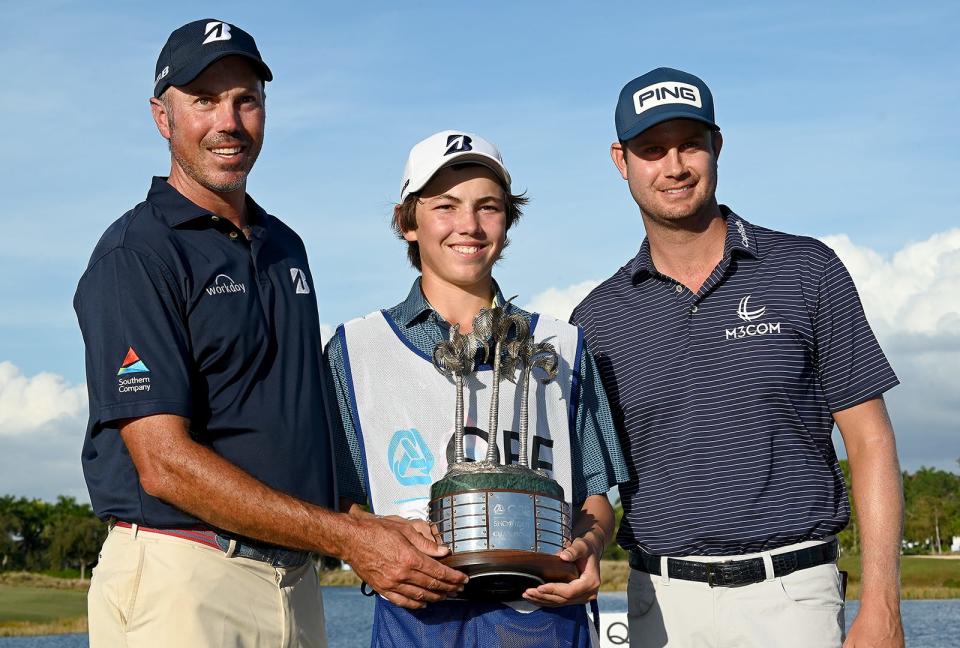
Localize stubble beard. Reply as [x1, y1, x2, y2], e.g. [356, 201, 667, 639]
[636, 169, 719, 230]
[167, 115, 261, 194]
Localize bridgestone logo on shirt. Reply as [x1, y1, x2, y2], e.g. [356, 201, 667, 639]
[725, 322, 781, 340]
[118, 375, 151, 393]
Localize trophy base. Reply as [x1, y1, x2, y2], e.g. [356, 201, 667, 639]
[443, 550, 579, 601]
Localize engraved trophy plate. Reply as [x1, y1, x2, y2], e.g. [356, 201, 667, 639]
[488, 492, 536, 551]
[429, 300, 578, 601]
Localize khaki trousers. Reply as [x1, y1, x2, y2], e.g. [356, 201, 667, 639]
[88, 524, 327, 648]
[627, 540, 844, 648]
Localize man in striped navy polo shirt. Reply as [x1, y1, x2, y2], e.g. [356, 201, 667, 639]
[571, 68, 904, 647]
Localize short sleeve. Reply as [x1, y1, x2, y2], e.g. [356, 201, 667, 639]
[814, 253, 899, 412]
[323, 327, 368, 505]
[572, 341, 629, 503]
[74, 247, 193, 424]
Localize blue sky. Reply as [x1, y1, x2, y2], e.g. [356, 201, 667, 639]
[1, 1, 958, 499]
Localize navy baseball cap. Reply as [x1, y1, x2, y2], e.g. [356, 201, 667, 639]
[615, 67, 719, 141]
[153, 19, 272, 98]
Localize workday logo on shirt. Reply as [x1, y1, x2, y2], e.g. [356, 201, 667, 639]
[206, 274, 247, 297]
[388, 428, 434, 486]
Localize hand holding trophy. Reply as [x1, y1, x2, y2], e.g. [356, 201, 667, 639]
[429, 299, 577, 601]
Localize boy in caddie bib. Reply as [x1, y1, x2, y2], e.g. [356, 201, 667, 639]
[325, 131, 628, 647]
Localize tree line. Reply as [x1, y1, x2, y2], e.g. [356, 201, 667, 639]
[2, 461, 958, 578]
[0, 495, 104, 579]
[602, 460, 960, 561]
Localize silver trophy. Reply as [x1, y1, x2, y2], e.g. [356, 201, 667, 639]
[429, 300, 576, 600]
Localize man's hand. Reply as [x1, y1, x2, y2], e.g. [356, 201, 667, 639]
[522, 494, 612, 607]
[522, 534, 602, 607]
[341, 512, 467, 610]
[844, 602, 904, 648]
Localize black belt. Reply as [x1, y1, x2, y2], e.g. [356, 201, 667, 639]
[629, 539, 838, 588]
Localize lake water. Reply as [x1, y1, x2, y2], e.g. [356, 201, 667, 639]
[3, 588, 957, 647]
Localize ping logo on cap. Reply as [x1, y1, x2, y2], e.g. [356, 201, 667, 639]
[444, 134, 473, 155]
[202, 21, 232, 45]
[633, 81, 702, 115]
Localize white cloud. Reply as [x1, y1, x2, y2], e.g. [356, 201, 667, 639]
[0, 362, 88, 500]
[823, 229, 960, 471]
[0, 361, 87, 436]
[523, 280, 600, 322]
[320, 322, 335, 346]
[821, 229, 960, 336]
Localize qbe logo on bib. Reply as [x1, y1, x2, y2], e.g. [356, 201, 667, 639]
[388, 428, 434, 486]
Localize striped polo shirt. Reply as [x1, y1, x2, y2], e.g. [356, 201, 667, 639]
[571, 208, 898, 556]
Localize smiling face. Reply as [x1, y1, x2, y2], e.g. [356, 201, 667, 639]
[611, 119, 722, 227]
[402, 164, 507, 295]
[150, 56, 265, 197]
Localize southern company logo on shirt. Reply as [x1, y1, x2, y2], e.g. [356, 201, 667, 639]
[117, 347, 151, 394]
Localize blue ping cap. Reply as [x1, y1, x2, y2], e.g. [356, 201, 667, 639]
[615, 67, 719, 141]
[154, 19, 272, 98]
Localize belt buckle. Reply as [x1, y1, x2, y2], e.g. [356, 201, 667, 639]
[705, 562, 719, 587]
[705, 560, 735, 587]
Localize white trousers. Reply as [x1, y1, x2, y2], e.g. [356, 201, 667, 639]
[627, 540, 844, 648]
[88, 524, 328, 648]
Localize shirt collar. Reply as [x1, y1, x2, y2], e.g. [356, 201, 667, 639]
[720, 205, 761, 261]
[398, 277, 509, 328]
[145, 176, 271, 229]
[629, 205, 761, 281]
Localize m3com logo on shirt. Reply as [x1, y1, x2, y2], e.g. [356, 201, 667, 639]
[725, 295, 780, 341]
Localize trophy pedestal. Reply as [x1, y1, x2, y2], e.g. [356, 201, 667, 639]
[443, 550, 578, 600]
[429, 464, 576, 602]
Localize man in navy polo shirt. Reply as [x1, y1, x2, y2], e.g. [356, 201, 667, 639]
[74, 19, 465, 647]
[572, 68, 904, 647]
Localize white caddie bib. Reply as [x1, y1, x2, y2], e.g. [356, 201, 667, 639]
[341, 311, 581, 520]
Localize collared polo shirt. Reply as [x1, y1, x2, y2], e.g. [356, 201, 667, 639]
[74, 177, 334, 527]
[571, 208, 898, 556]
[324, 278, 628, 507]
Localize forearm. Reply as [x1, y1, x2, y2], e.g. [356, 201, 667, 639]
[123, 414, 467, 609]
[848, 435, 903, 607]
[122, 415, 359, 559]
[572, 494, 615, 555]
[837, 398, 904, 609]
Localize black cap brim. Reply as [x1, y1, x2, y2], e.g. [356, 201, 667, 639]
[155, 52, 273, 98]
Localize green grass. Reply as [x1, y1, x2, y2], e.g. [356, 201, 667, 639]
[837, 555, 960, 599]
[0, 584, 87, 623]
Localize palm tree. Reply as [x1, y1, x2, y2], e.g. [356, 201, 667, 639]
[472, 299, 528, 464]
[432, 325, 487, 464]
[514, 340, 559, 468]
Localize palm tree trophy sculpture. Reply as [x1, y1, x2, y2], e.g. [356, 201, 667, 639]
[429, 299, 576, 600]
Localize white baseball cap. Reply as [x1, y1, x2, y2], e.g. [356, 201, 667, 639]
[399, 130, 512, 201]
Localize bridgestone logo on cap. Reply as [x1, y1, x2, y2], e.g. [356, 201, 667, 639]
[633, 82, 702, 115]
